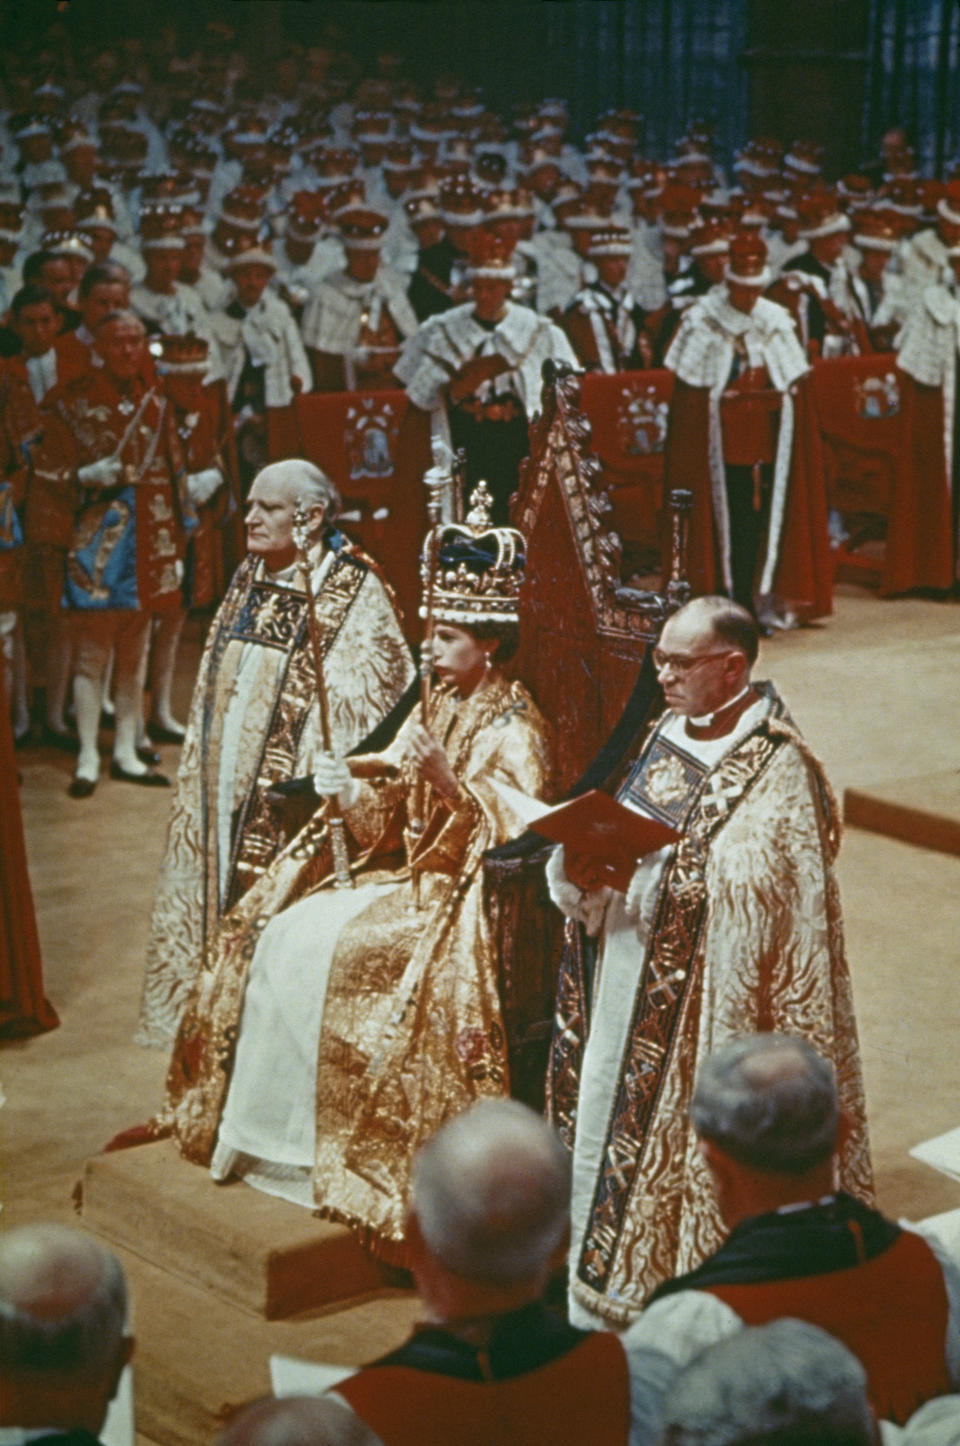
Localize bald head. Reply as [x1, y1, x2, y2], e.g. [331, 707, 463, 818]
[0, 1223, 127, 1380]
[654, 595, 758, 718]
[669, 596, 759, 666]
[690, 1034, 839, 1174]
[245, 460, 342, 568]
[216, 1395, 382, 1446]
[93, 308, 144, 338]
[250, 459, 341, 520]
[411, 1100, 570, 1285]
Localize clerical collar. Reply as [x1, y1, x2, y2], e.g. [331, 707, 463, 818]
[776, 1192, 839, 1216]
[685, 685, 756, 740]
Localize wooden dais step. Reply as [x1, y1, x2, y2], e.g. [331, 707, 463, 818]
[843, 771, 960, 859]
[83, 1140, 396, 1319]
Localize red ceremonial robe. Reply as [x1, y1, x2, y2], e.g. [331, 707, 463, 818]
[337, 1321, 630, 1446]
[648, 1193, 952, 1427]
[885, 373, 955, 593]
[663, 375, 833, 619]
[0, 668, 58, 1038]
[173, 380, 241, 608]
[705, 1231, 952, 1427]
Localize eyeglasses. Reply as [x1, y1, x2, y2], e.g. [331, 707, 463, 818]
[652, 648, 733, 676]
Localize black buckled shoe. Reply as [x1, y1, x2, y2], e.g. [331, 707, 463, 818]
[146, 720, 186, 744]
[110, 762, 171, 787]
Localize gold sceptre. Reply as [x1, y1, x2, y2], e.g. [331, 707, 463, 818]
[293, 499, 353, 891]
[408, 440, 452, 910]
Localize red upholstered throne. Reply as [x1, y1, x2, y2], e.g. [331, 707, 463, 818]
[486, 362, 691, 1108]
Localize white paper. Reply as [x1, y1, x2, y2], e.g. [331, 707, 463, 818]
[910, 1127, 960, 1183]
[270, 1353, 358, 1397]
[917, 1206, 960, 1260]
[488, 778, 550, 826]
[101, 1364, 135, 1446]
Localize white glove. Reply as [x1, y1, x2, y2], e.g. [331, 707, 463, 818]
[186, 467, 224, 507]
[313, 753, 359, 809]
[78, 457, 123, 489]
[545, 846, 611, 938]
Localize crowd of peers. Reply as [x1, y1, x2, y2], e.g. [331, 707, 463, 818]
[1, 23, 959, 756]
[4, 1038, 959, 1444]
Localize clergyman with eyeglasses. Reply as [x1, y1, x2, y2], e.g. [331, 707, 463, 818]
[545, 593, 873, 1331]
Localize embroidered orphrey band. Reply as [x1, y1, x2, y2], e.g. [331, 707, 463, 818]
[576, 725, 788, 1293]
[225, 554, 368, 908]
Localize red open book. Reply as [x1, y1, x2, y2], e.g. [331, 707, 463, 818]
[493, 783, 681, 892]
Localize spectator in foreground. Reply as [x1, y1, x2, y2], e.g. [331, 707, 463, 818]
[0, 1222, 133, 1444]
[625, 1034, 960, 1427]
[329, 1098, 675, 1446]
[659, 1318, 877, 1446]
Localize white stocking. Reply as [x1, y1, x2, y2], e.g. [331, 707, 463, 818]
[73, 672, 104, 782]
[73, 613, 151, 779]
[112, 619, 151, 775]
[147, 610, 186, 733]
[101, 648, 115, 720]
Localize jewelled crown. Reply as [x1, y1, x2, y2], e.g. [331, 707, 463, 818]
[151, 332, 210, 374]
[420, 482, 526, 627]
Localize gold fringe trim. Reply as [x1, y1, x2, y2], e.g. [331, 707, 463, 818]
[315, 1204, 415, 1276]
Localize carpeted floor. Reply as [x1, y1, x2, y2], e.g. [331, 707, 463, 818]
[3, 584, 959, 1441]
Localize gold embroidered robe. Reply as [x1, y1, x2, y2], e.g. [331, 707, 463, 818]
[161, 676, 551, 1257]
[137, 540, 414, 1048]
[549, 686, 873, 1325]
